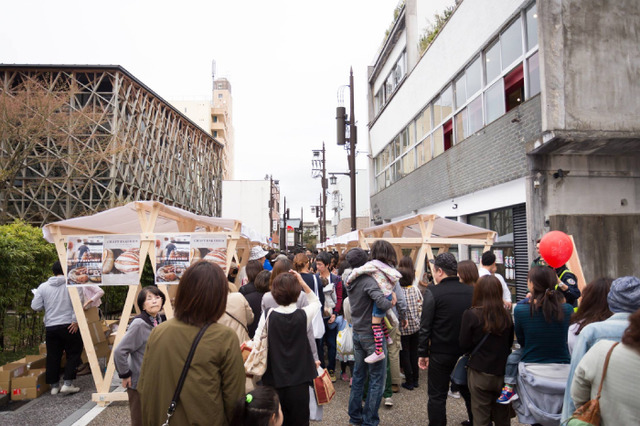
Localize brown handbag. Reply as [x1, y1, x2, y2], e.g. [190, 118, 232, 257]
[567, 341, 619, 426]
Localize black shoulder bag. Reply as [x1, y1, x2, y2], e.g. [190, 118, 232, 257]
[162, 323, 212, 426]
[450, 333, 489, 386]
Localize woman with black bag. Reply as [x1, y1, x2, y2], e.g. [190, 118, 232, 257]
[138, 261, 245, 426]
[459, 275, 514, 426]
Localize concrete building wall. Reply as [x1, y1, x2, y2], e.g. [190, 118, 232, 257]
[170, 100, 212, 135]
[371, 95, 541, 222]
[539, 0, 640, 133]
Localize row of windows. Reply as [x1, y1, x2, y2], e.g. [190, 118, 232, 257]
[373, 2, 539, 193]
[374, 51, 407, 116]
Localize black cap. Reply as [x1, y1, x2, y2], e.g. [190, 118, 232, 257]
[429, 252, 457, 272]
[345, 248, 368, 268]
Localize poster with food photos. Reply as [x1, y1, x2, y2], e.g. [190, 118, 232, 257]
[66, 236, 104, 286]
[190, 234, 228, 270]
[102, 235, 141, 285]
[155, 234, 190, 284]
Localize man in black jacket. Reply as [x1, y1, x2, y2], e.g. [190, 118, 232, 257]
[418, 253, 473, 426]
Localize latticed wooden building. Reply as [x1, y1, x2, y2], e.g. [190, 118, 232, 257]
[0, 65, 224, 226]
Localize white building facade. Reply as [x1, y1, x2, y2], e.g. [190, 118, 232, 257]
[368, 0, 640, 297]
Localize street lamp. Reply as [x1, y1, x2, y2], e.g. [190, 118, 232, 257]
[336, 69, 357, 231]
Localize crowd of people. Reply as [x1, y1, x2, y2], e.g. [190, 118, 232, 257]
[31, 242, 640, 426]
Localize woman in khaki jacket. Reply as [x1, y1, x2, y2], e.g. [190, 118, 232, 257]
[138, 261, 245, 426]
[219, 290, 254, 390]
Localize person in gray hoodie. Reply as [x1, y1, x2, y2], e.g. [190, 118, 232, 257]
[345, 247, 395, 426]
[114, 286, 165, 426]
[31, 261, 82, 395]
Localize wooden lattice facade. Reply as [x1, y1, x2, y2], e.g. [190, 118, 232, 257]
[0, 65, 223, 226]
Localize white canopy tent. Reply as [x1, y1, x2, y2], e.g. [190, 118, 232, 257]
[42, 201, 267, 405]
[321, 214, 496, 283]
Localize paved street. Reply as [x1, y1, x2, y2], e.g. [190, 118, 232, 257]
[0, 366, 530, 425]
[85, 369, 528, 425]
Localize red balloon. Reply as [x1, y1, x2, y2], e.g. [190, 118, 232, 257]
[539, 231, 573, 268]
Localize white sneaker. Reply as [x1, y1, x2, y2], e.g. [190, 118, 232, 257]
[384, 397, 394, 407]
[50, 386, 60, 395]
[60, 384, 80, 394]
[448, 390, 461, 399]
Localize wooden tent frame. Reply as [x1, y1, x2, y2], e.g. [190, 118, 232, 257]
[45, 201, 255, 405]
[325, 214, 496, 284]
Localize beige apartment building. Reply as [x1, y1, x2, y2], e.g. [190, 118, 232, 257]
[171, 77, 235, 180]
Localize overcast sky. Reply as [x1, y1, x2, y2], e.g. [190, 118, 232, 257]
[1, 0, 401, 221]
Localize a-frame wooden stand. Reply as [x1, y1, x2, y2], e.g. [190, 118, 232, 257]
[47, 202, 247, 405]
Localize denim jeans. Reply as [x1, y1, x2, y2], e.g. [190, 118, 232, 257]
[504, 347, 522, 385]
[348, 331, 387, 426]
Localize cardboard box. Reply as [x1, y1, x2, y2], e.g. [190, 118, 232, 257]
[85, 307, 100, 323]
[11, 368, 49, 400]
[88, 321, 107, 344]
[39, 342, 47, 355]
[108, 334, 116, 345]
[0, 362, 27, 383]
[0, 362, 27, 396]
[25, 355, 47, 370]
[94, 341, 111, 358]
[11, 374, 49, 400]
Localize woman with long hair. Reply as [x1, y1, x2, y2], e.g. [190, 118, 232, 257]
[138, 261, 245, 426]
[571, 308, 640, 424]
[459, 275, 514, 426]
[567, 277, 613, 354]
[510, 266, 574, 426]
[397, 256, 423, 390]
[458, 260, 480, 286]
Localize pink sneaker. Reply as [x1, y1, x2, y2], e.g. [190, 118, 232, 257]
[365, 351, 386, 364]
[341, 372, 349, 381]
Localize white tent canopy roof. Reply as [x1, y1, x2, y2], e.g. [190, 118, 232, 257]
[321, 214, 495, 249]
[42, 201, 267, 244]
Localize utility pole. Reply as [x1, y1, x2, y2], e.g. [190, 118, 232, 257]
[337, 68, 357, 231]
[348, 69, 357, 231]
[311, 142, 327, 243]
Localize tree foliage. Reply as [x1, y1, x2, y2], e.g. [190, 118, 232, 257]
[419, 6, 455, 55]
[303, 228, 318, 251]
[0, 220, 57, 349]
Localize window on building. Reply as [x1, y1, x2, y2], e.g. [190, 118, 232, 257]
[454, 108, 468, 144]
[433, 126, 444, 157]
[485, 79, 505, 124]
[213, 130, 218, 137]
[443, 119, 453, 151]
[455, 74, 466, 109]
[218, 94, 223, 99]
[468, 96, 483, 134]
[466, 57, 482, 99]
[213, 116, 218, 123]
[501, 19, 523, 70]
[505, 64, 524, 112]
[485, 41, 501, 83]
[528, 52, 540, 97]
[526, 3, 538, 51]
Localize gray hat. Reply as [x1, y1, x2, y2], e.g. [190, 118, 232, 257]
[607, 276, 640, 313]
[249, 246, 268, 261]
[429, 252, 458, 273]
[346, 248, 368, 269]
